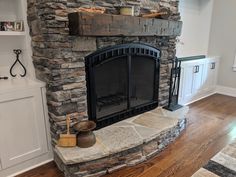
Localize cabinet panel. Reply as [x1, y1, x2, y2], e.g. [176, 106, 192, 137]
[203, 60, 218, 92]
[192, 63, 205, 93]
[0, 88, 48, 169]
[179, 58, 218, 105]
[182, 65, 194, 101]
[180, 60, 205, 104]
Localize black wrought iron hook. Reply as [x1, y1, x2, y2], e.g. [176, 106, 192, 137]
[10, 49, 27, 77]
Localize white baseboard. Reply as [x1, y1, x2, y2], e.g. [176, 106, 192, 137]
[184, 91, 216, 106]
[216, 85, 236, 97]
[0, 152, 53, 177]
[7, 158, 53, 177]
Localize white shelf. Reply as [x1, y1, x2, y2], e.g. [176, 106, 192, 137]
[0, 31, 25, 36]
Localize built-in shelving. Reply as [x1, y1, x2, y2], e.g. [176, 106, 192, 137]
[0, 1, 51, 176]
[0, 0, 35, 83]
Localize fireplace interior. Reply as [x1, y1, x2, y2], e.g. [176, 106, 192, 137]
[86, 43, 160, 129]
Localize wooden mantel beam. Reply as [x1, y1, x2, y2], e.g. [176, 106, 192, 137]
[68, 12, 182, 37]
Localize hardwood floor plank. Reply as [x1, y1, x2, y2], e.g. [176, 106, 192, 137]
[17, 94, 236, 177]
[16, 162, 64, 177]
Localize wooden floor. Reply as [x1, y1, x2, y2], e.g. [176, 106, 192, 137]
[17, 94, 236, 177]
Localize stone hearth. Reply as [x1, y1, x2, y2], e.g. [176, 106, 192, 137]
[55, 106, 188, 177]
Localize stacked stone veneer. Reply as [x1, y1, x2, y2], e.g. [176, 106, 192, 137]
[27, 0, 181, 145]
[55, 121, 186, 177]
[54, 108, 188, 177]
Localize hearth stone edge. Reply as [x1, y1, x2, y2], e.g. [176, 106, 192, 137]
[54, 106, 188, 177]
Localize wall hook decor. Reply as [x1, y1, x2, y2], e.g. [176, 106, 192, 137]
[10, 49, 27, 77]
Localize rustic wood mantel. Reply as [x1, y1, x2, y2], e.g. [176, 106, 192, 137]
[68, 12, 182, 37]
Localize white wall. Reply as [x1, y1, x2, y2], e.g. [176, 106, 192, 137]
[177, 0, 214, 58]
[208, 0, 236, 88]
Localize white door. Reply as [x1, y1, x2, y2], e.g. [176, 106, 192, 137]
[0, 88, 48, 169]
[192, 61, 205, 94]
[203, 59, 218, 92]
[180, 63, 195, 104]
[179, 60, 206, 105]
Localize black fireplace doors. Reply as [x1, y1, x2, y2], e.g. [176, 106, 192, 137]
[85, 43, 161, 129]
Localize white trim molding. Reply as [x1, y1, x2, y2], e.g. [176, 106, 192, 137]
[184, 91, 216, 106]
[216, 85, 236, 97]
[7, 159, 53, 177]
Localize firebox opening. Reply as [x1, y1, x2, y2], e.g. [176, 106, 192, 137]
[85, 43, 161, 129]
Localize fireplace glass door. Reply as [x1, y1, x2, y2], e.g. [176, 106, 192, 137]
[86, 43, 160, 129]
[94, 57, 128, 119]
[130, 56, 155, 108]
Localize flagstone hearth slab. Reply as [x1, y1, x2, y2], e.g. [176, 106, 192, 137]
[133, 112, 178, 130]
[55, 106, 189, 166]
[134, 125, 161, 142]
[151, 106, 189, 119]
[55, 141, 109, 165]
[95, 126, 143, 154]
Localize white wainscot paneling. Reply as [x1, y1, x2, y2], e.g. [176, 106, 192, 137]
[0, 88, 48, 169]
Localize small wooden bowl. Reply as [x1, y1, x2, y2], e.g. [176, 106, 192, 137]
[73, 120, 96, 132]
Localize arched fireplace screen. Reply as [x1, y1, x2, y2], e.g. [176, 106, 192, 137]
[85, 43, 161, 129]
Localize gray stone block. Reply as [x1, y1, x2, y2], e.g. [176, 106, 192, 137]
[72, 37, 97, 52]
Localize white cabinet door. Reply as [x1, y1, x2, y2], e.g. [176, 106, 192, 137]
[203, 58, 219, 92]
[179, 58, 220, 105]
[179, 62, 195, 104]
[0, 88, 48, 169]
[179, 60, 207, 105]
[192, 61, 205, 94]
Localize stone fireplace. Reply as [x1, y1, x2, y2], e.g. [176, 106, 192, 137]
[27, 0, 187, 176]
[27, 0, 182, 143]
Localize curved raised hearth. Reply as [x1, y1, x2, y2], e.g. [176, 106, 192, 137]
[54, 106, 189, 177]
